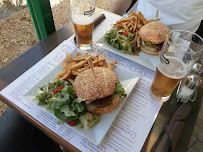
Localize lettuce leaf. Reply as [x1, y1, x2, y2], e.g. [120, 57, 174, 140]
[79, 112, 100, 129]
[105, 28, 137, 54]
[114, 79, 126, 97]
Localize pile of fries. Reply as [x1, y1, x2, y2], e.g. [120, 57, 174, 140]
[112, 12, 160, 48]
[55, 53, 117, 82]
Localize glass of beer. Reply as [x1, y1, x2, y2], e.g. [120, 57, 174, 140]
[150, 30, 203, 102]
[70, 0, 95, 51]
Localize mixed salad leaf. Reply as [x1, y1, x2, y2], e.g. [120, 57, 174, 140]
[114, 79, 126, 97]
[105, 28, 139, 55]
[36, 80, 100, 128]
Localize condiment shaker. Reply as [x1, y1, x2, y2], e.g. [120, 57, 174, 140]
[176, 74, 202, 103]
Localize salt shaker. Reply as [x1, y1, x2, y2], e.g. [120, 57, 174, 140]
[176, 74, 202, 103]
[190, 63, 203, 75]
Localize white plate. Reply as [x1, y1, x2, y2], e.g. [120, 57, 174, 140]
[23, 49, 139, 145]
[96, 34, 159, 71]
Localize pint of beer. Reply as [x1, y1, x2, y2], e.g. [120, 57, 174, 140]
[70, 0, 95, 51]
[150, 30, 203, 102]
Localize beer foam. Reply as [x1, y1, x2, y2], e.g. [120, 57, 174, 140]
[158, 56, 187, 79]
[71, 3, 94, 25]
[71, 14, 94, 25]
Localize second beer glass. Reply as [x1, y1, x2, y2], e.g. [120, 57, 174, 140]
[70, 0, 95, 51]
[150, 30, 203, 102]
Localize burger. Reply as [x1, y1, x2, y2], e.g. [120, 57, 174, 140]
[139, 21, 170, 55]
[73, 67, 126, 114]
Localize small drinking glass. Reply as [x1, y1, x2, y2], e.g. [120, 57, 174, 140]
[70, 0, 95, 51]
[150, 30, 203, 102]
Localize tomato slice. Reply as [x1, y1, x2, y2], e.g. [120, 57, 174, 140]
[53, 85, 64, 94]
[65, 120, 76, 126]
[122, 31, 128, 37]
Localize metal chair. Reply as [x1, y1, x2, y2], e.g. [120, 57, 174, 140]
[27, 0, 55, 40]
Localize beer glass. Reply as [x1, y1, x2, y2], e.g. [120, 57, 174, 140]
[70, 0, 95, 51]
[150, 30, 203, 102]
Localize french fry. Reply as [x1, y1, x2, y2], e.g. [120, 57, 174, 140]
[131, 29, 139, 43]
[67, 78, 74, 84]
[122, 22, 129, 32]
[56, 69, 70, 79]
[90, 55, 98, 61]
[66, 53, 73, 62]
[133, 17, 137, 32]
[72, 70, 80, 76]
[84, 64, 89, 68]
[99, 60, 108, 68]
[127, 22, 132, 28]
[76, 66, 90, 73]
[108, 64, 113, 71]
[55, 52, 118, 81]
[138, 12, 147, 25]
[63, 61, 69, 70]
[99, 62, 103, 66]
[146, 18, 160, 23]
[69, 60, 88, 70]
[109, 61, 118, 66]
[63, 62, 76, 70]
[116, 19, 131, 24]
[100, 53, 105, 58]
[93, 57, 107, 65]
[112, 23, 123, 29]
[73, 54, 90, 61]
[59, 70, 72, 80]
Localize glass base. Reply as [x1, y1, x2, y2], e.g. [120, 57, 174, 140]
[78, 44, 92, 52]
[150, 89, 170, 102]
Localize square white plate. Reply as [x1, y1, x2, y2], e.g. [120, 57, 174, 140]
[23, 49, 139, 145]
[96, 32, 159, 71]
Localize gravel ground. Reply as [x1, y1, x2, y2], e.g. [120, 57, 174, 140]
[0, 0, 113, 117]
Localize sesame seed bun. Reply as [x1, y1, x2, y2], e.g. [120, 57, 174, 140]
[139, 21, 170, 44]
[73, 67, 117, 101]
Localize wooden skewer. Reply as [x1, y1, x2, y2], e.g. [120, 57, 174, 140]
[156, 9, 159, 22]
[87, 56, 96, 78]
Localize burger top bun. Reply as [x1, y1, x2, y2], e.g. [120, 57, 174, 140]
[73, 67, 117, 101]
[139, 21, 170, 44]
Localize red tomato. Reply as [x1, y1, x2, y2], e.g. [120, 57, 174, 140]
[65, 120, 76, 126]
[122, 31, 128, 37]
[53, 85, 64, 94]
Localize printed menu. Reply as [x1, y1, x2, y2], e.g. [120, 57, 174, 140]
[0, 11, 162, 152]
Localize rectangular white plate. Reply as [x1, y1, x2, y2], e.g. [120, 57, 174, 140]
[23, 49, 139, 145]
[96, 32, 159, 71]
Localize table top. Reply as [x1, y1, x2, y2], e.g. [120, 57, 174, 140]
[0, 11, 203, 152]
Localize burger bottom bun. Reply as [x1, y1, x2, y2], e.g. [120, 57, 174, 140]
[88, 96, 120, 114]
[141, 46, 160, 55]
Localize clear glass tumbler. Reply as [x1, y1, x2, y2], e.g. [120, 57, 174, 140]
[70, 0, 95, 51]
[150, 30, 203, 102]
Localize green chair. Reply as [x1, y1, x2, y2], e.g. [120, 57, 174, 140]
[27, 0, 55, 40]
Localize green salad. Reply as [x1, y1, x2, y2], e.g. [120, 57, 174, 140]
[36, 79, 100, 129]
[105, 28, 138, 55]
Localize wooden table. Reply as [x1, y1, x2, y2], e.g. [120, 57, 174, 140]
[0, 11, 203, 152]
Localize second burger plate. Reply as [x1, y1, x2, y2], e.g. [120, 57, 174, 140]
[96, 35, 159, 71]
